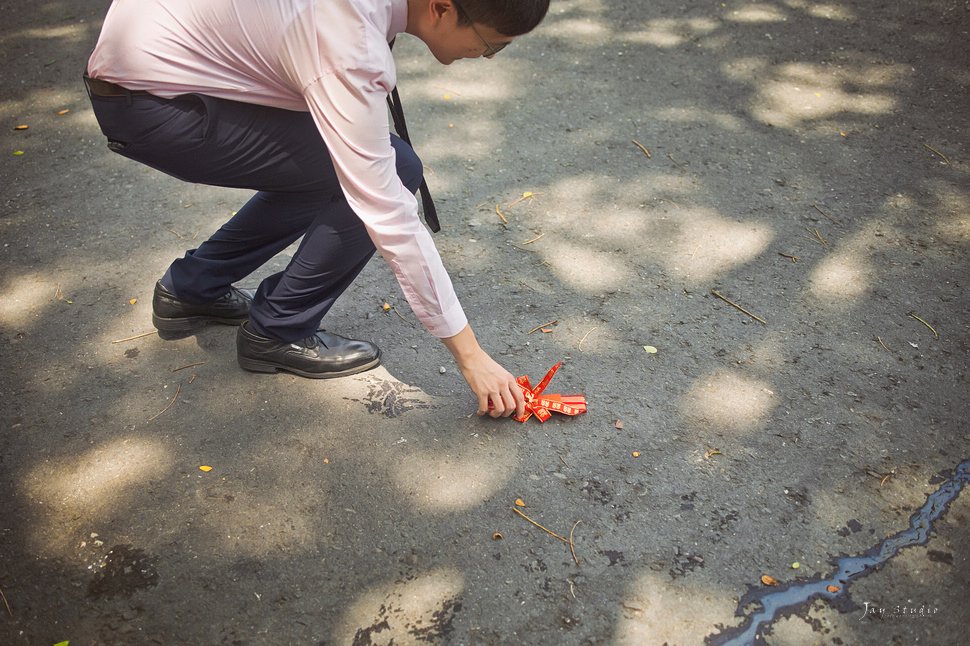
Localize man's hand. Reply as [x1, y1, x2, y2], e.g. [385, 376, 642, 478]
[442, 325, 526, 419]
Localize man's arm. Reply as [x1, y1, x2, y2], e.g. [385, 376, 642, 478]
[442, 324, 526, 419]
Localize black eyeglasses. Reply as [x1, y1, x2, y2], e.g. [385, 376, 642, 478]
[452, 0, 509, 58]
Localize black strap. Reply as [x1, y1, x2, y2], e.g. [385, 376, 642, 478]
[387, 41, 440, 232]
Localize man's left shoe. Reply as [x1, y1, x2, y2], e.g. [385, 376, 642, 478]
[152, 281, 254, 337]
[236, 320, 381, 379]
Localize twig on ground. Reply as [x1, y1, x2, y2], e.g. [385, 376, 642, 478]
[521, 232, 544, 245]
[667, 153, 687, 170]
[508, 192, 539, 208]
[922, 143, 951, 165]
[812, 204, 840, 225]
[577, 326, 598, 350]
[710, 290, 767, 325]
[392, 307, 415, 327]
[568, 520, 582, 566]
[111, 330, 156, 344]
[0, 587, 12, 617]
[512, 507, 569, 543]
[528, 319, 558, 335]
[777, 252, 798, 263]
[173, 361, 207, 372]
[809, 228, 828, 245]
[876, 336, 892, 353]
[495, 204, 508, 224]
[632, 140, 652, 158]
[148, 383, 182, 422]
[909, 312, 939, 338]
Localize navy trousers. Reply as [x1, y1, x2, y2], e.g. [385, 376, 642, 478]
[87, 91, 424, 342]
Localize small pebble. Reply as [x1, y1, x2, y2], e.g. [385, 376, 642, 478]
[439, 366, 447, 374]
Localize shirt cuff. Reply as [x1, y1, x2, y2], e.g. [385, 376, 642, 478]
[419, 300, 468, 339]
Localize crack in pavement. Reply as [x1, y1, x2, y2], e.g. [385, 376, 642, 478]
[708, 457, 970, 645]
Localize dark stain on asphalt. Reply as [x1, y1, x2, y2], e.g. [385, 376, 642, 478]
[601, 550, 626, 566]
[352, 607, 391, 646]
[670, 546, 705, 579]
[351, 596, 462, 644]
[927, 550, 953, 565]
[348, 376, 432, 418]
[87, 544, 159, 599]
[707, 457, 970, 645]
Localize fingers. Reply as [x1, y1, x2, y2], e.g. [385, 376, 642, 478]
[512, 381, 526, 419]
[476, 392, 490, 416]
[488, 386, 514, 418]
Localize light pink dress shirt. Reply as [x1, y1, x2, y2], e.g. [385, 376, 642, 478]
[88, 0, 468, 338]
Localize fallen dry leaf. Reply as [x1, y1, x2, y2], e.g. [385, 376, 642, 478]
[129, 298, 137, 305]
[514, 498, 526, 507]
[323, 457, 329, 465]
[14, 124, 28, 130]
[761, 575, 779, 586]
[199, 465, 213, 472]
[631, 451, 641, 458]
[12, 151, 24, 156]
[827, 585, 840, 593]
[57, 108, 70, 115]
[382, 302, 391, 312]
[492, 532, 503, 540]
[614, 420, 624, 430]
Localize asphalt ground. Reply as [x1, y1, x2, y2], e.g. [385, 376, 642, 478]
[1, 1, 968, 644]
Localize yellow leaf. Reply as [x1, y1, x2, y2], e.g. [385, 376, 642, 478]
[791, 562, 800, 569]
[643, 345, 658, 354]
[57, 108, 70, 115]
[323, 457, 329, 465]
[199, 465, 213, 472]
[14, 124, 29, 130]
[492, 532, 504, 540]
[514, 498, 526, 507]
[522, 191, 533, 198]
[129, 298, 137, 305]
[761, 574, 779, 586]
[13, 150, 24, 156]
[382, 302, 391, 311]
[631, 451, 641, 458]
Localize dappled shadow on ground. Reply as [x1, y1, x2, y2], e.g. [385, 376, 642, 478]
[1, 0, 968, 644]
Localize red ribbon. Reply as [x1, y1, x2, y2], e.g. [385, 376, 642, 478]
[491, 362, 587, 423]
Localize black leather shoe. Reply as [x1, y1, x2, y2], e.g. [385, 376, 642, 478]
[152, 281, 254, 337]
[236, 320, 381, 379]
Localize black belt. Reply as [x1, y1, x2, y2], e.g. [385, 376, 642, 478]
[83, 73, 148, 98]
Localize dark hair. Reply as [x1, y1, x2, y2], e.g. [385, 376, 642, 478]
[454, 0, 550, 37]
